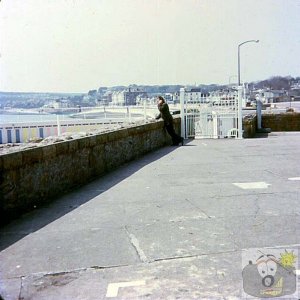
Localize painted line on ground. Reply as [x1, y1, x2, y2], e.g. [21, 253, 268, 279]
[233, 182, 271, 189]
[257, 244, 300, 249]
[106, 280, 146, 298]
[288, 177, 300, 181]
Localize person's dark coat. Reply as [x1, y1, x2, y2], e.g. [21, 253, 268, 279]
[156, 102, 173, 125]
[156, 100, 183, 146]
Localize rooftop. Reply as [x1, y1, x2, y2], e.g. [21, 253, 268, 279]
[1, 132, 300, 299]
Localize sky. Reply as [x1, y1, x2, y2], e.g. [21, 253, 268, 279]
[0, 0, 300, 93]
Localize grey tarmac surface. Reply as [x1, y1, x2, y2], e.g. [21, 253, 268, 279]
[0, 132, 300, 299]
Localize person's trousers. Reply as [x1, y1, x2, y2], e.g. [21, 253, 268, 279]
[165, 123, 182, 145]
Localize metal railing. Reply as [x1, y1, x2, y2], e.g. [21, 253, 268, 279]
[0, 104, 164, 144]
[180, 88, 243, 139]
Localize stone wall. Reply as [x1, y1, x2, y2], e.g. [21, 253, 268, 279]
[242, 113, 300, 136]
[0, 118, 180, 225]
[243, 115, 257, 138]
[262, 112, 300, 131]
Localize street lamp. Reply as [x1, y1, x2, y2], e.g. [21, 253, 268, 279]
[238, 40, 259, 86]
[228, 75, 237, 86]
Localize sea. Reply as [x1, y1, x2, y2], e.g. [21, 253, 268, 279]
[0, 111, 143, 125]
[0, 113, 76, 124]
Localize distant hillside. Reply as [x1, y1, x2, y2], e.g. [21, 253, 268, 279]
[0, 92, 84, 109]
[249, 76, 300, 90]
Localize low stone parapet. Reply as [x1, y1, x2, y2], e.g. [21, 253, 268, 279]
[243, 114, 257, 138]
[0, 118, 180, 225]
[262, 112, 300, 131]
[242, 112, 300, 137]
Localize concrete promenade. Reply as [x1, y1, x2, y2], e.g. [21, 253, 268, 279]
[1, 132, 300, 299]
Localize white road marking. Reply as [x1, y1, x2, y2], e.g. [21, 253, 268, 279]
[288, 177, 300, 181]
[202, 143, 207, 146]
[244, 244, 300, 250]
[106, 280, 146, 298]
[233, 182, 271, 189]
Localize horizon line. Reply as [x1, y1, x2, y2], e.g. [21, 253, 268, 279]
[1, 75, 299, 94]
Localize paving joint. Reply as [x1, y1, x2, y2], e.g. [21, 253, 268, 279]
[124, 226, 149, 263]
[184, 198, 211, 219]
[253, 197, 260, 218]
[18, 276, 24, 300]
[4, 263, 131, 281]
[152, 249, 240, 263]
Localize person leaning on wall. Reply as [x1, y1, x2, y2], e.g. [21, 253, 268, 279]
[155, 96, 184, 146]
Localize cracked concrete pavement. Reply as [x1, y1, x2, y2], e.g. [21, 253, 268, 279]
[1, 132, 300, 299]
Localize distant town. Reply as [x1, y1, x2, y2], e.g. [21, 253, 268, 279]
[0, 76, 300, 113]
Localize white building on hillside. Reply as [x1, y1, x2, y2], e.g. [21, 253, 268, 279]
[111, 88, 147, 106]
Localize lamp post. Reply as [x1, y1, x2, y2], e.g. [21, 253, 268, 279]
[238, 40, 259, 86]
[228, 75, 237, 86]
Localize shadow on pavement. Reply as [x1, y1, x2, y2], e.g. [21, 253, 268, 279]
[0, 142, 191, 251]
[254, 133, 270, 138]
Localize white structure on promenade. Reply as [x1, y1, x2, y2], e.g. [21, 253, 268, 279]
[180, 87, 243, 139]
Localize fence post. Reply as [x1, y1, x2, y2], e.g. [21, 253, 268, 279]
[143, 100, 147, 121]
[127, 107, 132, 123]
[180, 88, 186, 139]
[104, 106, 107, 119]
[237, 86, 243, 139]
[56, 114, 61, 136]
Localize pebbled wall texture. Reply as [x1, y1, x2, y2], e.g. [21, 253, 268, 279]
[262, 112, 300, 131]
[0, 119, 179, 225]
[242, 112, 300, 137]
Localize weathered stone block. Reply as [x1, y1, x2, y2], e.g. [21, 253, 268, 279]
[2, 152, 23, 170]
[78, 137, 90, 149]
[42, 145, 57, 160]
[55, 141, 69, 155]
[89, 135, 97, 147]
[89, 144, 106, 176]
[1, 170, 19, 201]
[95, 133, 108, 145]
[68, 139, 79, 153]
[107, 129, 128, 142]
[149, 121, 162, 130]
[243, 115, 257, 138]
[262, 113, 300, 131]
[22, 147, 43, 165]
[128, 126, 143, 136]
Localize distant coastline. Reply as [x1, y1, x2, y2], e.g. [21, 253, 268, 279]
[0, 112, 74, 124]
[0, 109, 48, 115]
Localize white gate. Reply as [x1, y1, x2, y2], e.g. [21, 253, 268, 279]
[180, 87, 243, 139]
